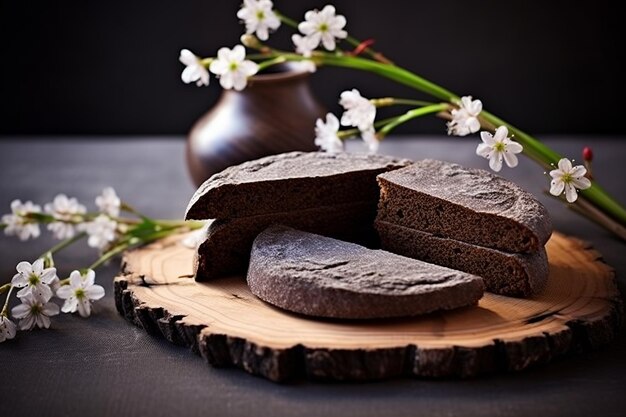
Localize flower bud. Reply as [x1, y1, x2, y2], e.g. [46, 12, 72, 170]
[240, 34, 262, 49]
[583, 146, 593, 162]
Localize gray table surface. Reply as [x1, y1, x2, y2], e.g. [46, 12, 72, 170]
[0, 136, 625, 417]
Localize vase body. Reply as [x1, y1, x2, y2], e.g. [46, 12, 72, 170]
[186, 65, 325, 186]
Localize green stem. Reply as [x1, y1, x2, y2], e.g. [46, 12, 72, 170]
[315, 53, 456, 101]
[257, 56, 287, 72]
[0, 283, 11, 295]
[41, 232, 87, 259]
[371, 97, 435, 108]
[308, 53, 626, 228]
[338, 116, 406, 139]
[379, 104, 449, 137]
[275, 11, 299, 29]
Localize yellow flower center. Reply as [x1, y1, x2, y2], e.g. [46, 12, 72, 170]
[30, 304, 42, 315]
[494, 142, 506, 152]
[75, 288, 86, 300]
[319, 23, 329, 32]
[229, 62, 239, 71]
[256, 10, 265, 20]
[561, 172, 573, 184]
[28, 274, 40, 286]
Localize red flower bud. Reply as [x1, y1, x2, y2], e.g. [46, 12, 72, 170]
[583, 146, 593, 162]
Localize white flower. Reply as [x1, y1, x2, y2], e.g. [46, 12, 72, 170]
[298, 5, 347, 51]
[95, 187, 121, 217]
[339, 89, 376, 131]
[11, 259, 57, 302]
[179, 49, 210, 87]
[314, 113, 344, 153]
[292, 34, 316, 58]
[362, 128, 380, 154]
[476, 126, 523, 172]
[84, 215, 117, 249]
[447, 96, 482, 136]
[44, 194, 87, 240]
[2, 200, 41, 241]
[209, 45, 259, 91]
[549, 158, 592, 203]
[0, 315, 17, 342]
[56, 269, 105, 318]
[11, 293, 59, 330]
[237, 0, 280, 41]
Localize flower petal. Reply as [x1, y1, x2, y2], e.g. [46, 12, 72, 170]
[179, 49, 196, 66]
[493, 126, 509, 141]
[209, 60, 228, 75]
[35, 284, 53, 303]
[32, 258, 45, 274]
[19, 315, 35, 331]
[572, 176, 591, 190]
[489, 154, 503, 172]
[476, 143, 492, 158]
[16, 261, 33, 275]
[506, 140, 523, 154]
[503, 151, 519, 168]
[69, 270, 83, 288]
[549, 168, 563, 179]
[569, 165, 587, 178]
[558, 158, 572, 172]
[320, 33, 336, 51]
[62, 298, 78, 313]
[56, 286, 73, 299]
[239, 60, 259, 77]
[550, 179, 565, 196]
[565, 183, 578, 203]
[216, 47, 231, 62]
[86, 285, 105, 301]
[43, 302, 60, 316]
[467, 117, 481, 134]
[11, 303, 30, 319]
[36, 314, 50, 329]
[480, 131, 495, 145]
[40, 268, 57, 284]
[77, 299, 92, 318]
[11, 273, 28, 287]
[231, 45, 246, 62]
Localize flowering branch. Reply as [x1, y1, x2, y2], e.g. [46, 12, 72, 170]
[0, 188, 205, 342]
[175, 1, 626, 240]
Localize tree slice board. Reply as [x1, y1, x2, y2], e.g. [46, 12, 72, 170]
[114, 232, 622, 382]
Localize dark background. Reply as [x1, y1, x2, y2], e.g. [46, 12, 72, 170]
[0, 0, 622, 135]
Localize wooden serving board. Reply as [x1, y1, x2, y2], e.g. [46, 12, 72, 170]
[114, 232, 622, 382]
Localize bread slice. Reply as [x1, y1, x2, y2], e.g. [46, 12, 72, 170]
[185, 151, 410, 220]
[194, 202, 378, 281]
[376, 159, 552, 253]
[375, 220, 548, 297]
[247, 225, 485, 319]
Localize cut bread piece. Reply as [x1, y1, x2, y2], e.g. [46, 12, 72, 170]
[376, 159, 552, 253]
[247, 225, 485, 319]
[194, 202, 378, 281]
[185, 151, 410, 220]
[375, 220, 548, 297]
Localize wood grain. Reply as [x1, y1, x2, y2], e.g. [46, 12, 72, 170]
[114, 232, 622, 382]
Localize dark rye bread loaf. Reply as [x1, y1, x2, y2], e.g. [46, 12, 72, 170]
[375, 220, 548, 297]
[185, 151, 410, 220]
[194, 202, 378, 281]
[376, 159, 552, 253]
[247, 225, 484, 319]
